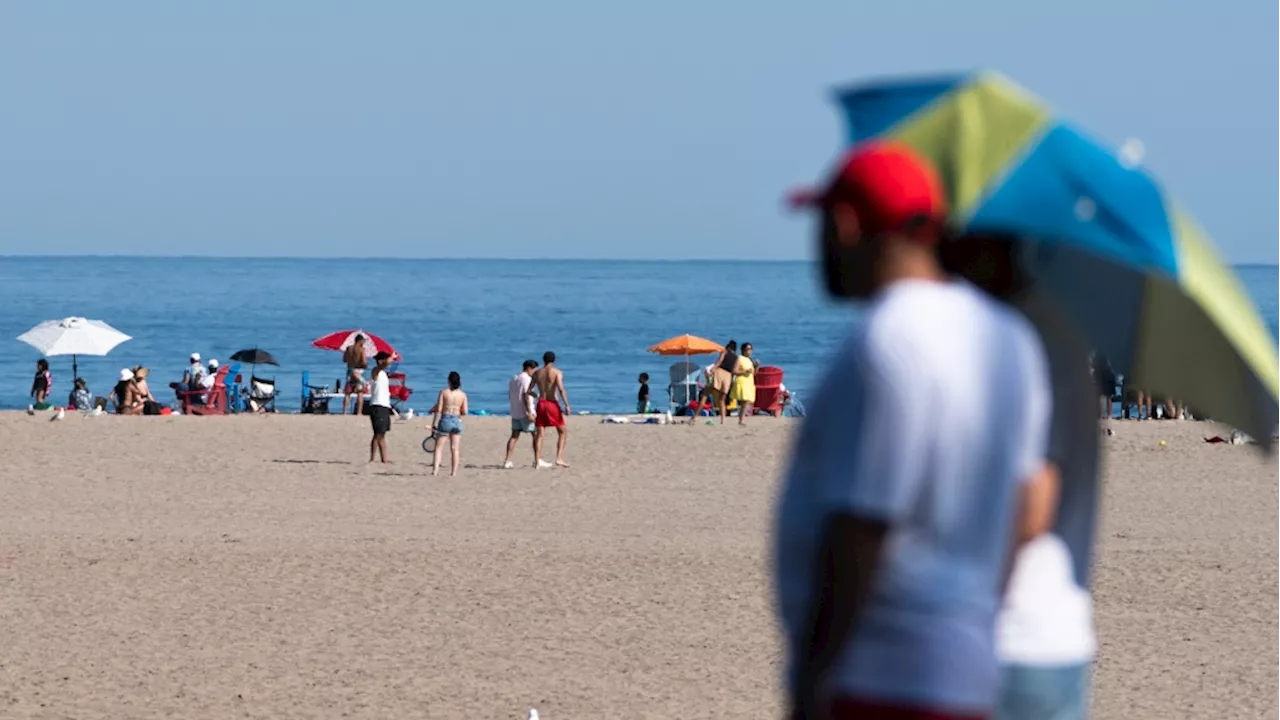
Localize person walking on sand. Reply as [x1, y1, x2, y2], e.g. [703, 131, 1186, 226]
[777, 142, 1054, 720]
[527, 351, 570, 468]
[504, 359, 539, 469]
[367, 351, 393, 464]
[343, 334, 369, 416]
[429, 371, 468, 476]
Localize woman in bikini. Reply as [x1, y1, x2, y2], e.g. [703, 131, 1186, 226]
[429, 371, 468, 477]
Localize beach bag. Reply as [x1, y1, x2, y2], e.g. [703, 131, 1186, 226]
[143, 400, 164, 415]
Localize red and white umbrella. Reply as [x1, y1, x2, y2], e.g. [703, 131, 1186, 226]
[311, 330, 401, 361]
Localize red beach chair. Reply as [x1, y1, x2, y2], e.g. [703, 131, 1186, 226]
[387, 371, 413, 413]
[753, 366, 785, 417]
[177, 365, 232, 416]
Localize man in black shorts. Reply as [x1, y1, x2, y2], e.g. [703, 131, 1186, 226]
[368, 351, 393, 463]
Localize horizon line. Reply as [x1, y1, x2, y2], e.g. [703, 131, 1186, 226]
[0, 253, 814, 263]
[1, 253, 1277, 268]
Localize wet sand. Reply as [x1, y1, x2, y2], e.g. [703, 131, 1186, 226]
[0, 412, 1274, 718]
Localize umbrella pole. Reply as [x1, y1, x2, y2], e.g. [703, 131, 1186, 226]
[685, 351, 690, 421]
[72, 354, 78, 382]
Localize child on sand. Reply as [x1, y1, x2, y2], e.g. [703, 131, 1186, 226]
[29, 359, 52, 411]
[637, 373, 650, 414]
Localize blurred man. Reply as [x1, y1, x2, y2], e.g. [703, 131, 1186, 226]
[943, 234, 1100, 720]
[776, 142, 1054, 720]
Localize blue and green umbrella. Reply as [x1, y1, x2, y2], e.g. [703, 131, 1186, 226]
[825, 71, 1277, 443]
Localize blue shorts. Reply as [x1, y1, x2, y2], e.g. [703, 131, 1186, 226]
[995, 662, 1089, 720]
[511, 418, 535, 434]
[437, 413, 463, 435]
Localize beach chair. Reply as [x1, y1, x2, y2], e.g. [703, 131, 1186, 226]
[666, 361, 700, 414]
[753, 366, 785, 417]
[177, 365, 231, 415]
[225, 363, 243, 413]
[248, 375, 279, 412]
[300, 371, 332, 414]
[387, 371, 413, 413]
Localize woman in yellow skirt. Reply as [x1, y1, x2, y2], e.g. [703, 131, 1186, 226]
[730, 342, 756, 425]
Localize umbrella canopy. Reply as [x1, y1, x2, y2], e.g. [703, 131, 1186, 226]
[311, 330, 401, 361]
[825, 71, 1278, 442]
[648, 334, 724, 356]
[229, 348, 280, 366]
[18, 317, 131, 357]
[18, 317, 132, 381]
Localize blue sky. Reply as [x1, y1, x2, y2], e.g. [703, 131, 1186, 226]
[1, 1, 1276, 262]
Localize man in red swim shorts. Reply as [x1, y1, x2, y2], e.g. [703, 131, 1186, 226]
[527, 350, 571, 469]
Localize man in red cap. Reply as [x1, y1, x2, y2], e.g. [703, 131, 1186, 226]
[773, 142, 1055, 720]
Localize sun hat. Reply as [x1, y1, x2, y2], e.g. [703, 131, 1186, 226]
[119, 368, 134, 382]
[208, 359, 219, 369]
[788, 141, 947, 240]
[134, 367, 150, 380]
[190, 352, 201, 362]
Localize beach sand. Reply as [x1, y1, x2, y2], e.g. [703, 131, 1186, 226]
[0, 412, 1274, 719]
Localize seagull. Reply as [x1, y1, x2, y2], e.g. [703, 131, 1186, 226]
[528, 710, 540, 720]
[26, 405, 35, 416]
[50, 408, 66, 422]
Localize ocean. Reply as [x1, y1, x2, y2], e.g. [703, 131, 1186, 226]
[1, 257, 1276, 414]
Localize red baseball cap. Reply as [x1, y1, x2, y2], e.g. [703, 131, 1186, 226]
[787, 141, 947, 238]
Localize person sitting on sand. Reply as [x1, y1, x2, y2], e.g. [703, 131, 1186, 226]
[429, 370, 468, 476]
[113, 369, 144, 415]
[527, 351, 571, 469]
[132, 367, 158, 413]
[68, 377, 93, 411]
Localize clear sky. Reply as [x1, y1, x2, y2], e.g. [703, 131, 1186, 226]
[1, 1, 1276, 262]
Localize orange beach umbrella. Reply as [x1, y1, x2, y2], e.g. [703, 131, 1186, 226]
[647, 334, 724, 356]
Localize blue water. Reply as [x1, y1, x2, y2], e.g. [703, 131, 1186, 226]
[0, 257, 850, 413]
[1, 257, 1276, 414]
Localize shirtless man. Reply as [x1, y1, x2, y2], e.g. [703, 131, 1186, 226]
[342, 334, 369, 416]
[526, 350, 570, 468]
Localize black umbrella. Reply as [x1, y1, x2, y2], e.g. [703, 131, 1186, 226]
[229, 348, 279, 367]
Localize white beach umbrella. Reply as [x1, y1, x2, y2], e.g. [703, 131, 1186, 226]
[17, 317, 132, 378]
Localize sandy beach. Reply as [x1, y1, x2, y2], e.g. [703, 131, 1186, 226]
[0, 412, 1274, 719]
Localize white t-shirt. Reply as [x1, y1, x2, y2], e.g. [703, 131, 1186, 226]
[774, 280, 1051, 712]
[369, 368, 391, 408]
[509, 372, 533, 419]
[997, 534, 1096, 665]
